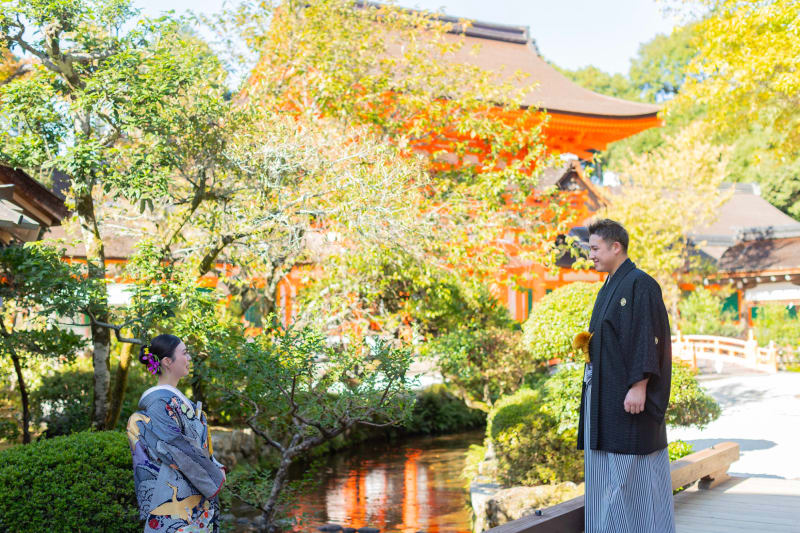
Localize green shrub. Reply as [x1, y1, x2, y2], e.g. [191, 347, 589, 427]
[752, 302, 800, 348]
[426, 326, 531, 409]
[533, 362, 720, 432]
[404, 384, 486, 434]
[668, 362, 721, 428]
[0, 430, 140, 532]
[488, 387, 583, 486]
[668, 439, 694, 461]
[678, 287, 742, 337]
[522, 282, 601, 364]
[539, 363, 584, 431]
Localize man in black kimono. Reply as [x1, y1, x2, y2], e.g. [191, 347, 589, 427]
[578, 219, 675, 533]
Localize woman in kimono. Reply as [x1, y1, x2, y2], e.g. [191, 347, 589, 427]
[127, 334, 226, 533]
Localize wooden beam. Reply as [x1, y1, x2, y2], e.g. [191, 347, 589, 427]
[670, 441, 739, 491]
[484, 442, 740, 533]
[485, 495, 584, 533]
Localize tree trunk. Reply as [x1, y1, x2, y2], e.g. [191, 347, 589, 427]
[9, 347, 31, 444]
[75, 189, 112, 429]
[1, 320, 30, 443]
[106, 340, 133, 429]
[261, 452, 295, 532]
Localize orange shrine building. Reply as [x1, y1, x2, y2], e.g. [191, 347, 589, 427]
[275, 15, 662, 326]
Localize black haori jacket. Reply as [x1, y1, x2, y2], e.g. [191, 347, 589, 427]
[577, 259, 672, 455]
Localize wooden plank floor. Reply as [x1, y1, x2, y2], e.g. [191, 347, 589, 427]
[674, 476, 800, 533]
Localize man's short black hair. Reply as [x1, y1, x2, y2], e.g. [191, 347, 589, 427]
[588, 218, 629, 253]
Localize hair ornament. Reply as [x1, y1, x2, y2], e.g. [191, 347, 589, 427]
[143, 347, 160, 375]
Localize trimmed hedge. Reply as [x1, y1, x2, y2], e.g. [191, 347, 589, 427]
[522, 282, 601, 364]
[0, 430, 140, 532]
[488, 387, 583, 486]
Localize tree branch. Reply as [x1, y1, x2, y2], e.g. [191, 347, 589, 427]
[242, 398, 285, 453]
[84, 309, 143, 345]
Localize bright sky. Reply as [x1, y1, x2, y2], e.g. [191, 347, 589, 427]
[134, 0, 682, 75]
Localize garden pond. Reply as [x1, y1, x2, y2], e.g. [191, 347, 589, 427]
[228, 430, 484, 532]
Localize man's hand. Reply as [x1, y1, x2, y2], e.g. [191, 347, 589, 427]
[624, 378, 649, 414]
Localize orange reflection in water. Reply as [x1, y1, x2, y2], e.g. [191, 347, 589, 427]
[401, 449, 420, 531]
[291, 433, 478, 533]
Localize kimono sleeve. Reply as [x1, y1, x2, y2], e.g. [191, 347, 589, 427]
[627, 277, 667, 388]
[146, 397, 225, 499]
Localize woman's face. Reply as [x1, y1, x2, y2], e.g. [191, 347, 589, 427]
[163, 341, 191, 379]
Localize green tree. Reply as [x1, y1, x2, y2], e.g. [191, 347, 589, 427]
[601, 125, 731, 312]
[0, 0, 439, 429]
[554, 22, 700, 106]
[0, 243, 86, 442]
[297, 247, 525, 410]
[629, 23, 700, 103]
[225, 0, 577, 279]
[0, 0, 221, 428]
[555, 64, 643, 102]
[674, 0, 800, 159]
[213, 323, 415, 530]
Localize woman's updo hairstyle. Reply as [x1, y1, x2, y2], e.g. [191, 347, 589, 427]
[139, 334, 182, 374]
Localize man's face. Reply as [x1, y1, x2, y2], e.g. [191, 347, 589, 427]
[588, 234, 620, 273]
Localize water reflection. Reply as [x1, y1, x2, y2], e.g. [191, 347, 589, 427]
[291, 431, 483, 532]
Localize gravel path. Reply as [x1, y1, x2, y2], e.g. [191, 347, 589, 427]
[668, 370, 800, 480]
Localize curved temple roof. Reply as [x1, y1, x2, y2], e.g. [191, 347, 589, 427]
[438, 17, 661, 118]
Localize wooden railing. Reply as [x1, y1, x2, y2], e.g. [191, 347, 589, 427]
[483, 442, 741, 533]
[671, 331, 778, 373]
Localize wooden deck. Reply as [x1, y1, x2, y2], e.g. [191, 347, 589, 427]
[675, 476, 800, 533]
[483, 443, 800, 533]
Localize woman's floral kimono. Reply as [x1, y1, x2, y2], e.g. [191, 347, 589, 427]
[127, 385, 225, 533]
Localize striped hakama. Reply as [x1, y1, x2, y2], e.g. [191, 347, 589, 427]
[583, 365, 675, 533]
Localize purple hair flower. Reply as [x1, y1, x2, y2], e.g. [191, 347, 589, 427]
[143, 349, 160, 375]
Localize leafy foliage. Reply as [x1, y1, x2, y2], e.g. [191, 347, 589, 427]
[521, 282, 601, 364]
[600, 125, 730, 312]
[667, 362, 721, 429]
[555, 64, 643, 102]
[668, 439, 694, 462]
[556, 22, 699, 105]
[678, 287, 743, 337]
[426, 326, 529, 411]
[628, 22, 700, 103]
[299, 247, 526, 410]
[675, 0, 800, 159]
[405, 384, 485, 435]
[0, 430, 140, 532]
[487, 385, 583, 486]
[212, 321, 415, 527]
[752, 303, 800, 348]
[0, 244, 87, 442]
[29, 357, 153, 437]
[225, 0, 579, 282]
